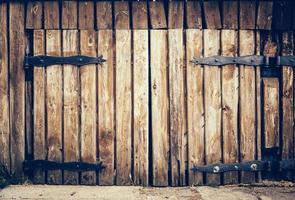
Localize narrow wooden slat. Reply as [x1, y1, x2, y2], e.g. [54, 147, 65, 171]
[204, 30, 221, 185]
[79, 1, 94, 30]
[98, 30, 115, 185]
[256, 1, 273, 30]
[44, 1, 59, 29]
[239, 30, 256, 183]
[168, 1, 184, 29]
[46, 30, 62, 184]
[33, 30, 45, 184]
[9, 2, 26, 177]
[169, 29, 186, 186]
[273, 1, 292, 30]
[132, 1, 148, 29]
[63, 30, 79, 184]
[239, 1, 256, 29]
[151, 30, 169, 186]
[62, 1, 78, 29]
[114, 1, 130, 30]
[187, 29, 204, 186]
[221, 30, 238, 184]
[222, 1, 238, 29]
[96, 1, 113, 30]
[80, 30, 97, 185]
[115, 30, 132, 185]
[133, 30, 149, 186]
[185, 1, 202, 29]
[26, 1, 42, 29]
[149, 1, 167, 29]
[0, 2, 10, 174]
[203, 1, 221, 29]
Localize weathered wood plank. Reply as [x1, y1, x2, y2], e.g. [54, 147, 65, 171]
[273, 1, 292, 30]
[222, 1, 238, 29]
[44, 1, 59, 29]
[80, 30, 97, 185]
[203, 1, 221, 29]
[168, 1, 184, 29]
[115, 30, 132, 185]
[133, 30, 149, 186]
[114, 1, 130, 30]
[185, 1, 202, 29]
[96, 1, 113, 30]
[63, 30, 79, 184]
[239, 1, 256, 29]
[132, 1, 148, 29]
[256, 1, 273, 30]
[151, 30, 169, 186]
[33, 30, 45, 184]
[46, 30, 62, 184]
[169, 29, 186, 186]
[98, 30, 115, 185]
[9, 2, 26, 177]
[62, 1, 77, 29]
[186, 29, 204, 186]
[204, 29, 221, 185]
[149, 1, 167, 29]
[221, 30, 238, 184]
[79, 1, 94, 30]
[26, 1, 43, 29]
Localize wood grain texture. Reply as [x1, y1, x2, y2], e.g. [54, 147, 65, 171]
[204, 30, 221, 185]
[239, 1, 256, 29]
[169, 29, 186, 186]
[149, 1, 167, 29]
[186, 1, 202, 29]
[63, 30, 79, 184]
[62, 1, 77, 29]
[98, 30, 115, 185]
[79, 1, 94, 30]
[96, 1, 113, 29]
[256, 1, 273, 30]
[186, 29, 204, 186]
[9, 2, 26, 177]
[80, 30, 97, 185]
[151, 30, 169, 186]
[203, 1, 221, 29]
[115, 30, 132, 185]
[222, 1, 238, 29]
[132, 1, 148, 29]
[114, 1, 130, 29]
[44, 1, 59, 29]
[168, 1, 184, 29]
[26, 1, 42, 29]
[46, 30, 62, 184]
[239, 30, 256, 183]
[33, 30, 45, 184]
[0, 2, 10, 174]
[133, 30, 149, 186]
[221, 30, 238, 184]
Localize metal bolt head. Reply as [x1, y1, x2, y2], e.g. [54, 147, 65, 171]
[250, 163, 257, 171]
[213, 166, 220, 173]
[215, 59, 219, 62]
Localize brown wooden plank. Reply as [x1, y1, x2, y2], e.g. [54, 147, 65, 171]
[26, 1, 43, 29]
[97, 30, 115, 185]
[185, 1, 202, 29]
[133, 30, 149, 186]
[221, 30, 238, 184]
[151, 30, 169, 186]
[203, 1, 221, 29]
[46, 30, 62, 184]
[239, 30, 256, 183]
[114, 1, 130, 30]
[79, 1, 94, 30]
[115, 30, 132, 185]
[187, 29, 204, 186]
[96, 1, 113, 29]
[132, 1, 148, 29]
[9, 2, 26, 178]
[0, 2, 10, 174]
[63, 30, 79, 184]
[169, 29, 186, 186]
[256, 1, 273, 30]
[239, 1, 256, 29]
[168, 1, 184, 29]
[44, 1, 59, 29]
[204, 29, 221, 185]
[273, 1, 292, 30]
[149, 1, 167, 29]
[222, 1, 238, 29]
[62, 1, 78, 29]
[80, 30, 97, 185]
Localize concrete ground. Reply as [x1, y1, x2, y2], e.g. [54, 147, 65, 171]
[0, 181, 294, 200]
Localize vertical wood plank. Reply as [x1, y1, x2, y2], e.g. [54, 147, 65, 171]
[204, 30, 221, 185]
[44, 1, 60, 29]
[33, 30, 45, 184]
[185, 1, 202, 29]
[80, 30, 97, 185]
[62, 1, 78, 29]
[115, 30, 132, 185]
[26, 1, 43, 29]
[98, 30, 115, 185]
[132, 1, 148, 29]
[168, 1, 184, 29]
[96, 1, 113, 30]
[256, 1, 273, 30]
[221, 30, 239, 184]
[9, 2, 26, 177]
[222, 1, 238, 29]
[114, 2, 130, 30]
[79, 1, 94, 30]
[63, 30, 79, 184]
[46, 30, 62, 184]
[149, 1, 167, 29]
[273, 1, 292, 30]
[186, 29, 204, 186]
[169, 29, 186, 186]
[151, 30, 169, 186]
[203, 1, 221, 29]
[133, 30, 149, 186]
[239, 1, 256, 29]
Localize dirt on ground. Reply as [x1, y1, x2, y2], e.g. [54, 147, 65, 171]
[0, 181, 294, 200]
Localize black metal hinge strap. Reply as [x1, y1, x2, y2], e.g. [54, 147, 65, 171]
[23, 160, 104, 172]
